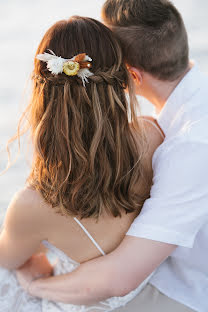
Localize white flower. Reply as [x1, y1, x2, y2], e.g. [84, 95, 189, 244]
[36, 51, 66, 75]
[46, 57, 65, 75]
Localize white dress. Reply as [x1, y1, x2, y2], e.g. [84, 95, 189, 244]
[0, 217, 151, 312]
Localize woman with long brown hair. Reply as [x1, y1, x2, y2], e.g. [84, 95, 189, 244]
[0, 16, 163, 311]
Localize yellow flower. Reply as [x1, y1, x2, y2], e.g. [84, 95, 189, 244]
[63, 61, 80, 76]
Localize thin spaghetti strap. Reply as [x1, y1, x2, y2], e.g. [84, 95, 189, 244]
[142, 118, 165, 139]
[73, 217, 106, 256]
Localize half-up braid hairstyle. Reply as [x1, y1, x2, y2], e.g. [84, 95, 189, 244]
[25, 16, 151, 218]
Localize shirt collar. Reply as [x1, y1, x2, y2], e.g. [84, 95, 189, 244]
[157, 64, 203, 134]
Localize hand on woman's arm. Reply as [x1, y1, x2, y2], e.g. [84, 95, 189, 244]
[23, 236, 176, 305]
[16, 253, 53, 288]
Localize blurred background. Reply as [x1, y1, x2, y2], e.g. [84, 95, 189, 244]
[0, 0, 208, 222]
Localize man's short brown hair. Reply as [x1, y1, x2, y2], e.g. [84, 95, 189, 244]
[102, 0, 189, 81]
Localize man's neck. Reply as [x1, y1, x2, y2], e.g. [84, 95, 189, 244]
[144, 63, 193, 114]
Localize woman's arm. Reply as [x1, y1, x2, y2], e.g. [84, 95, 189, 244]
[18, 236, 175, 304]
[0, 188, 46, 269]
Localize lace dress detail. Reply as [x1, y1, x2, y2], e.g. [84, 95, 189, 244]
[0, 267, 42, 312]
[0, 218, 152, 311]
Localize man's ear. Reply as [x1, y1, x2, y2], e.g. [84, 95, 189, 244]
[128, 66, 143, 86]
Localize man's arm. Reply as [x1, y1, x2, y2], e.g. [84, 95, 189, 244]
[26, 236, 175, 304]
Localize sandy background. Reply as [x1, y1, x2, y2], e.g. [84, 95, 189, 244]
[0, 0, 208, 223]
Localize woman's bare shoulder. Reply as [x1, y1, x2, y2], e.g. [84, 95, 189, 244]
[4, 187, 50, 235]
[137, 116, 164, 164]
[12, 187, 47, 213]
[140, 115, 164, 147]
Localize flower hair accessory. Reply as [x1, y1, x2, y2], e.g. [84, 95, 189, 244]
[36, 50, 93, 86]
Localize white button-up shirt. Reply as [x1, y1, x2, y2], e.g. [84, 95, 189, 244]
[127, 65, 208, 312]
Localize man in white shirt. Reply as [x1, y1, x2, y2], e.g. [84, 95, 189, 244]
[18, 1, 208, 311]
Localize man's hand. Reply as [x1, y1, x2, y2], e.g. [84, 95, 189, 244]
[16, 253, 53, 293]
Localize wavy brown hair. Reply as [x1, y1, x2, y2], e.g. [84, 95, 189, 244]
[23, 16, 151, 218]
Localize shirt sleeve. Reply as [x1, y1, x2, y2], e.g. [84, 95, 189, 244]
[127, 139, 208, 248]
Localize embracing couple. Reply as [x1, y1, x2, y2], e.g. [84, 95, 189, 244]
[0, 0, 207, 311]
